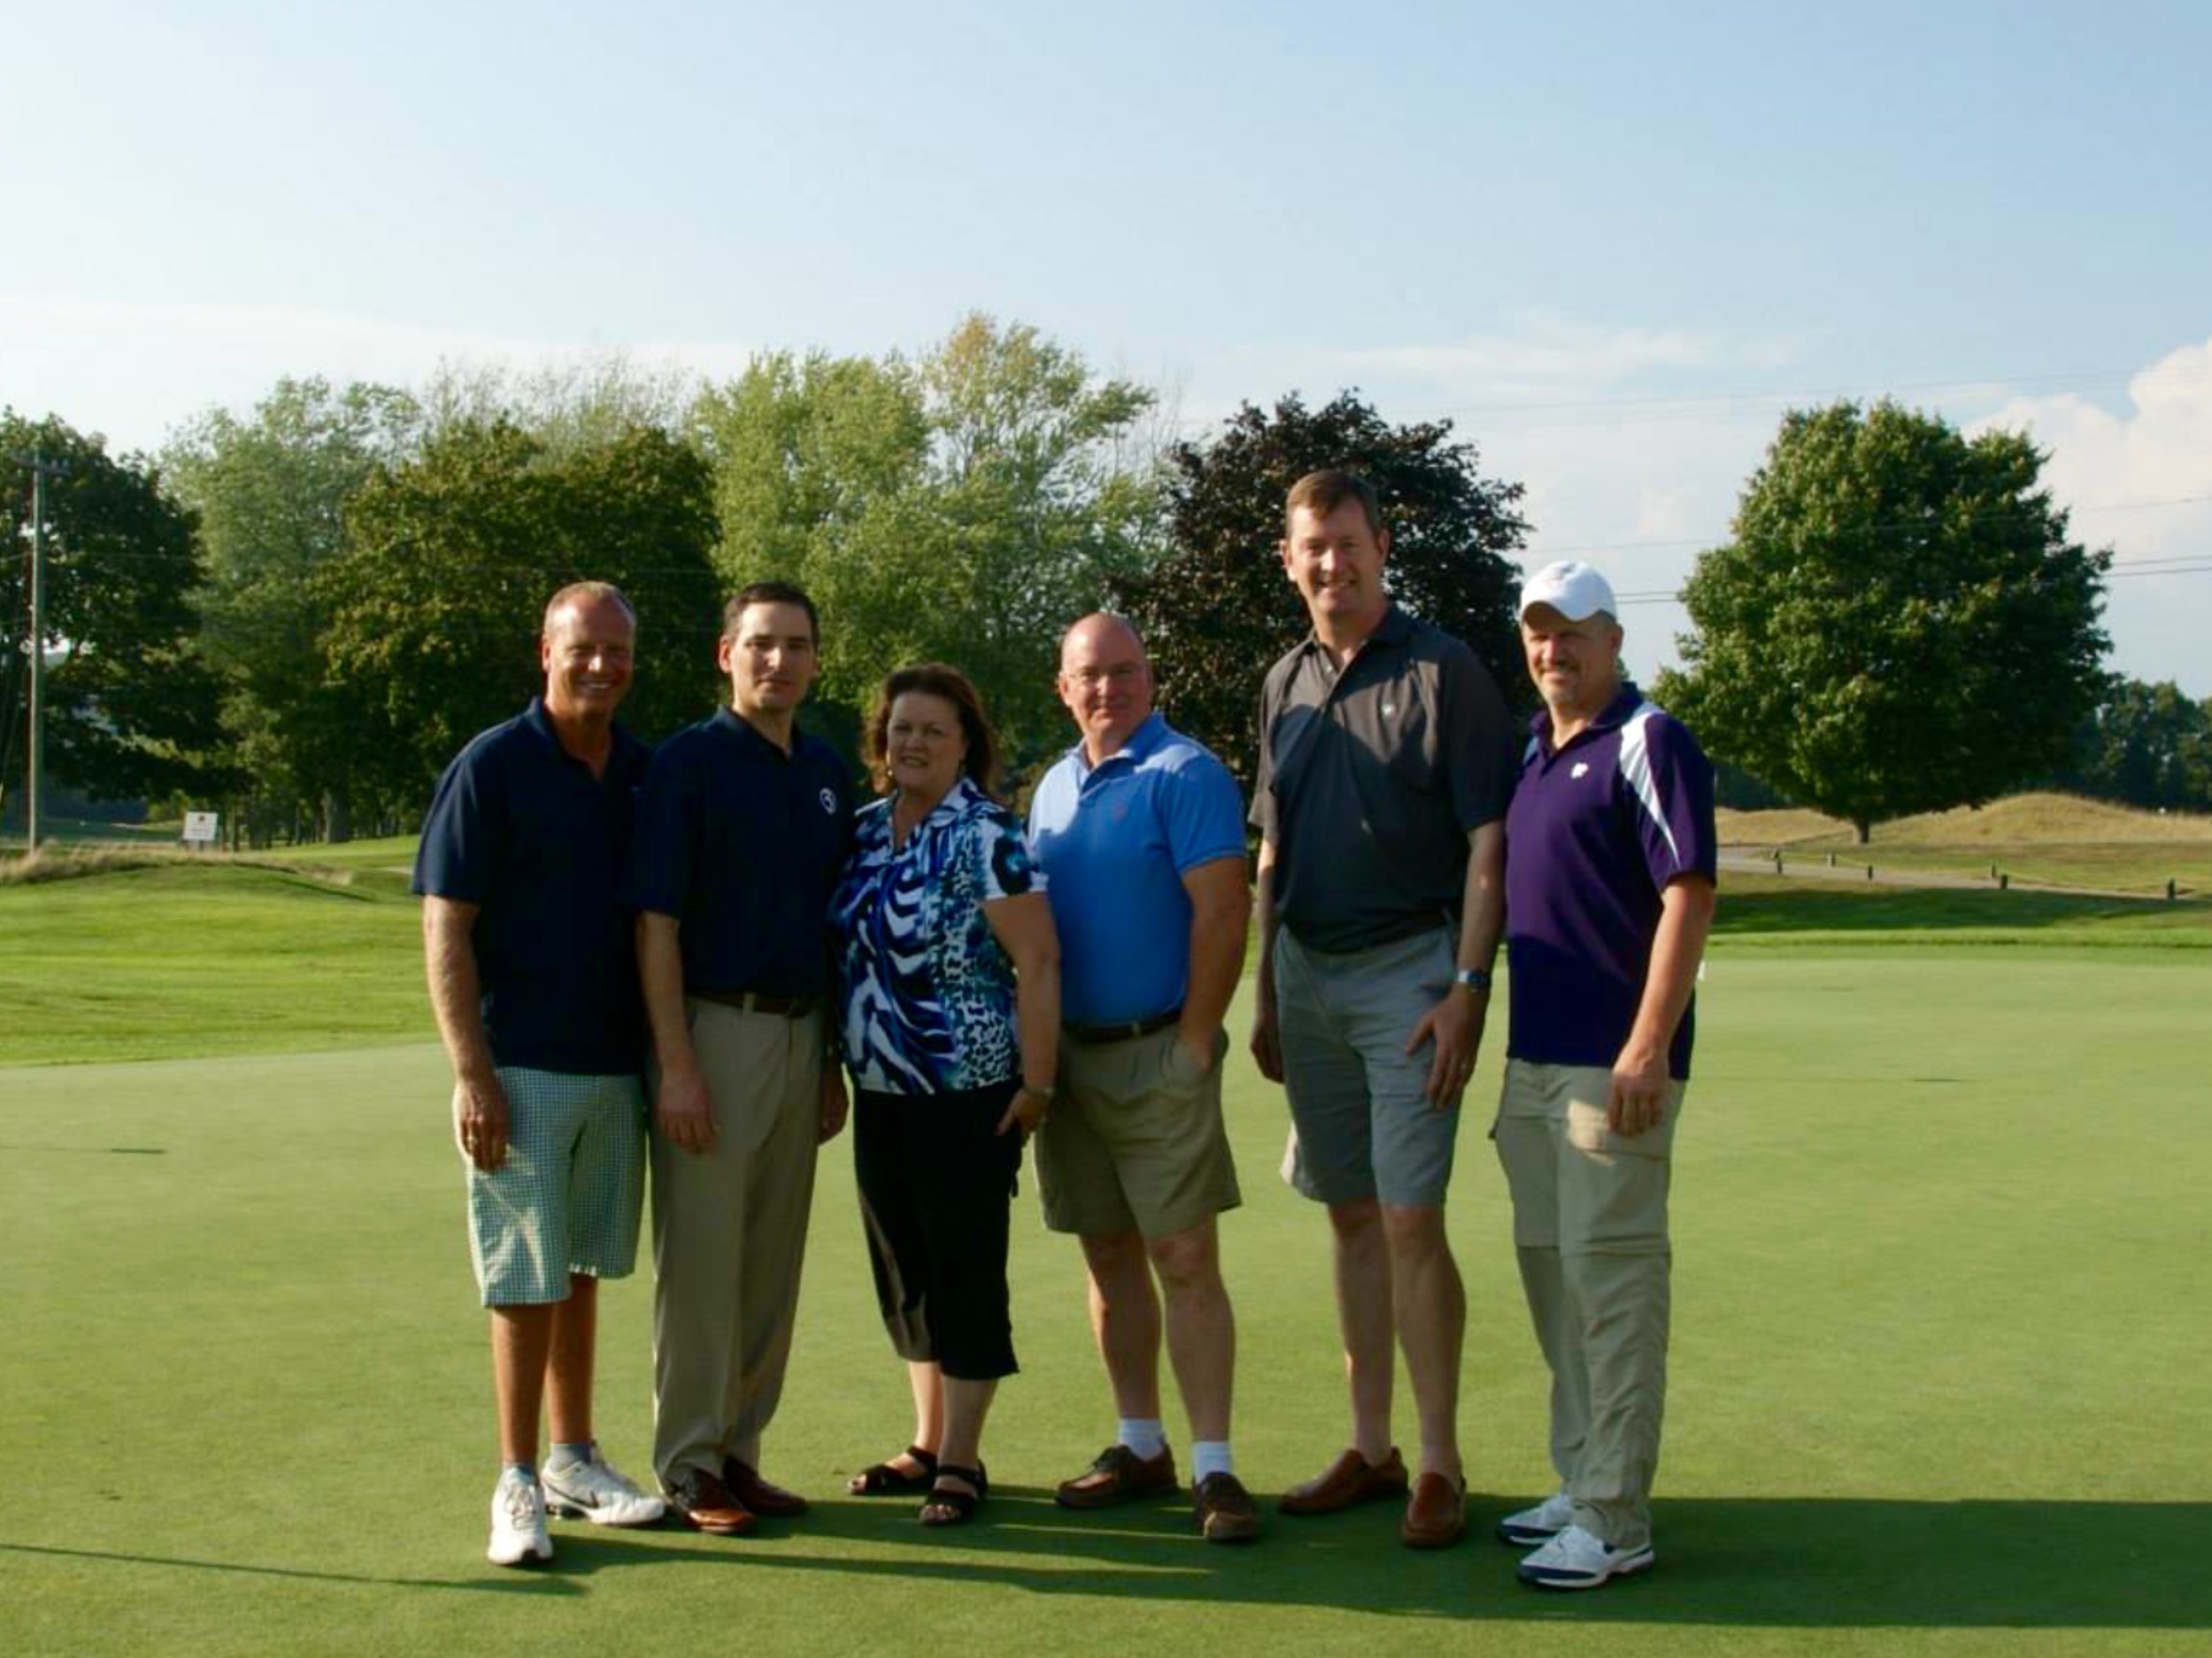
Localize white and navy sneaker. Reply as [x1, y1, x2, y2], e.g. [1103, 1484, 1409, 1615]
[487, 1469, 553, 1566]
[1517, 1523, 1655, 1590]
[1496, 1488, 1575, 1547]
[541, 1450, 666, 1527]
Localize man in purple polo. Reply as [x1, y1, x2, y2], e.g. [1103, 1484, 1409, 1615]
[1492, 560, 1717, 1590]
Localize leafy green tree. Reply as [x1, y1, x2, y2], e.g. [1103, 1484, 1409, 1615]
[694, 315, 1167, 762]
[1657, 401, 2110, 842]
[319, 418, 722, 810]
[165, 377, 422, 841]
[2055, 675, 2212, 811]
[3, 412, 227, 822]
[692, 347, 932, 755]
[1115, 390, 1530, 794]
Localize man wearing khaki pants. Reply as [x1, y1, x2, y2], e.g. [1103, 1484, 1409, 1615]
[626, 581, 855, 1534]
[1493, 560, 1717, 1590]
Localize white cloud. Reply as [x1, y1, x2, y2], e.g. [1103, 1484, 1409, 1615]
[0, 293, 757, 451]
[1976, 336, 2212, 695]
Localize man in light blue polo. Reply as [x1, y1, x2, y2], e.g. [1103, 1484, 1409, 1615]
[1494, 560, 1717, 1590]
[1027, 613, 1257, 1544]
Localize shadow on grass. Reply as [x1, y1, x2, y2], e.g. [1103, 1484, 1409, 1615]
[0, 1540, 576, 1597]
[1713, 884, 2194, 938]
[551, 1490, 2211, 1628]
[13, 1496, 2207, 1627]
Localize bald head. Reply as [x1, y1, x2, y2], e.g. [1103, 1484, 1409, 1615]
[1058, 611, 1144, 668]
[1056, 611, 1153, 761]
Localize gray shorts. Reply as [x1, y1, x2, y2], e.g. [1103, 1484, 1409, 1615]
[465, 1066, 646, 1307]
[1275, 926, 1462, 1209]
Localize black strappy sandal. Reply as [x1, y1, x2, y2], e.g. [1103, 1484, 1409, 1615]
[918, 1463, 987, 1527]
[848, 1446, 939, 1496]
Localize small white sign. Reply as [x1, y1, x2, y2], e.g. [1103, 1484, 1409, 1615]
[182, 811, 220, 847]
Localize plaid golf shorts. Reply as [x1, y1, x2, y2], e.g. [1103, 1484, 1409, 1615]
[465, 1066, 646, 1307]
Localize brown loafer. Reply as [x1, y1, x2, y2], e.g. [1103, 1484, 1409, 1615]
[1399, 1470, 1467, 1549]
[1279, 1447, 1409, 1516]
[1055, 1443, 1179, 1509]
[1194, 1472, 1261, 1544]
[723, 1458, 809, 1518]
[663, 1468, 755, 1536]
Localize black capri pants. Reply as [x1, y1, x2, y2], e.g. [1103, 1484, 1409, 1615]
[853, 1079, 1024, 1382]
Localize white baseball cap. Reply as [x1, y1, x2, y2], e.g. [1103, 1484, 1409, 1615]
[1518, 560, 1618, 622]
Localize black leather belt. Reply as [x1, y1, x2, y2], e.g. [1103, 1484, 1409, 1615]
[1064, 1007, 1181, 1046]
[694, 989, 820, 1019]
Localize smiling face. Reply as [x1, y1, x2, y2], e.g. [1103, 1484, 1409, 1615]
[1056, 615, 1153, 760]
[541, 594, 635, 723]
[1282, 499, 1391, 641]
[718, 601, 818, 724]
[885, 690, 969, 807]
[1521, 603, 1625, 726]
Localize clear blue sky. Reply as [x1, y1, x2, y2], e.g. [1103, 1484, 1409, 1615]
[5, 0, 2208, 692]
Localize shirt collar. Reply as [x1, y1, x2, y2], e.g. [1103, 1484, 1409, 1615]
[1297, 602, 1411, 665]
[1068, 710, 1168, 779]
[524, 695, 629, 772]
[1529, 680, 1644, 750]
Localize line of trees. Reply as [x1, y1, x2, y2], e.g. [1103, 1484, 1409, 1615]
[9, 324, 2199, 848]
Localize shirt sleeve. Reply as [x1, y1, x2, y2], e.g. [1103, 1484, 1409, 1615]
[622, 736, 699, 917]
[1164, 751, 1248, 874]
[1632, 715, 1718, 888]
[1440, 645, 1520, 832]
[1248, 670, 1279, 837]
[412, 742, 502, 902]
[975, 806, 1041, 902]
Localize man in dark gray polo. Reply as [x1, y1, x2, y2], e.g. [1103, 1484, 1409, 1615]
[1249, 469, 1517, 1550]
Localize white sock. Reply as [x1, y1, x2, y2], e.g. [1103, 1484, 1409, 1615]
[1118, 1418, 1167, 1460]
[1192, 1440, 1234, 1482]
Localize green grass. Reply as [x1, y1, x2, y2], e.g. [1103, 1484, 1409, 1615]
[1715, 874, 2212, 948]
[5, 925, 2210, 1654]
[0, 861, 426, 1063]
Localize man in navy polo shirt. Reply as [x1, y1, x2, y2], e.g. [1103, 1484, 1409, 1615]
[1027, 614, 1257, 1543]
[416, 580, 666, 1567]
[1251, 469, 1519, 1550]
[1494, 560, 1717, 1591]
[626, 580, 855, 1536]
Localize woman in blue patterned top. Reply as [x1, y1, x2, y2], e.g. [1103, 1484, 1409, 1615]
[832, 663, 1060, 1527]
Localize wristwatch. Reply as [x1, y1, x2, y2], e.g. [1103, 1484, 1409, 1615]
[1454, 967, 1494, 994]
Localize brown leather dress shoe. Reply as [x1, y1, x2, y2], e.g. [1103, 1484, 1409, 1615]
[723, 1458, 809, 1518]
[1279, 1447, 1410, 1516]
[1193, 1472, 1261, 1544]
[1399, 1470, 1468, 1549]
[1055, 1444, 1179, 1509]
[664, 1469, 755, 1536]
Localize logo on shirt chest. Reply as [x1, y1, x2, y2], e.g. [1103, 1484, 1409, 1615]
[819, 787, 837, 814]
[1571, 762, 1590, 779]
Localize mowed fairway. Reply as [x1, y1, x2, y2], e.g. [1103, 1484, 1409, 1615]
[4, 877, 2210, 1654]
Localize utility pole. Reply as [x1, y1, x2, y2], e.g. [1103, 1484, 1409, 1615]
[15, 450, 68, 855]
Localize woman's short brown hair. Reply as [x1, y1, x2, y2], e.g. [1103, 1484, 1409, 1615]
[864, 662, 1002, 797]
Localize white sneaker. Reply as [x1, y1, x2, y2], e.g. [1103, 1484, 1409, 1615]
[1517, 1523, 1655, 1590]
[1496, 1488, 1575, 1547]
[541, 1450, 666, 1527]
[487, 1469, 553, 1566]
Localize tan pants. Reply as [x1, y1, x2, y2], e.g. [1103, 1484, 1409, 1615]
[1494, 1059, 1682, 1550]
[649, 999, 822, 1485]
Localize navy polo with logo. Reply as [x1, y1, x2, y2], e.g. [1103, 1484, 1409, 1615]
[412, 697, 652, 1076]
[623, 706, 855, 997]
[1503, 682, 1717, 1079]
